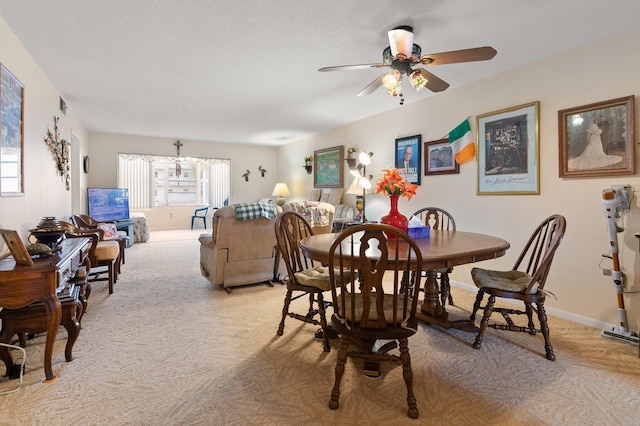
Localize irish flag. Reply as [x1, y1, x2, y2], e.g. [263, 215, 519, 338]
[448, 118, 475, 164]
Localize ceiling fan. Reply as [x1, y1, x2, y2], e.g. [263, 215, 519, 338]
[319, 25, 497, 104]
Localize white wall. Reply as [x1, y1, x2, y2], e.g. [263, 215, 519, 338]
[88, 133, 279, 230]
[0, 16, 89, 242]
[276, 29, 640, 331]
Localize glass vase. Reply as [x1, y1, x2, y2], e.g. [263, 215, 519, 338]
[380, 194, 408, 239]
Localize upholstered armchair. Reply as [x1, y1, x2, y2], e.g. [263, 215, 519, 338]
[281, 201, 335, 234]
[199, 204, 284, 293]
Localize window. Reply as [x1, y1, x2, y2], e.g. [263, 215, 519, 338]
[118, 154, 230, 209]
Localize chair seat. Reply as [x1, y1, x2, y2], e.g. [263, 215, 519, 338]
[94, 241, 120, 261]
[294, 266, 353, 291]
[471, 267, 536, 294]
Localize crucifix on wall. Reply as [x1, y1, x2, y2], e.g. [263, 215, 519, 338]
[174, 140, 183, 156]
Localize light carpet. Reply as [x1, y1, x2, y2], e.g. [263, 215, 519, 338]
[1, 235, 639, 425]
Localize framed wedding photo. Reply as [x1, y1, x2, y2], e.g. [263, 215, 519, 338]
[558, 95, 635, 178]
[477, 101, 540, 195]
[424, 138, 459, 175]
[314, 145, 344, 188]
[395, 134, 421, 185]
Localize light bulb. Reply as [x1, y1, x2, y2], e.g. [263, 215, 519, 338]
[382, 72, 398, 90]
[359, 152, 371, 165]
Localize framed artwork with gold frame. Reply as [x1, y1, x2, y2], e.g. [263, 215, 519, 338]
[314, 145, 344, 188]
[477, 101, 540, 195]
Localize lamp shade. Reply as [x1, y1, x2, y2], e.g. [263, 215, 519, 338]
[272, 183, 290, 196]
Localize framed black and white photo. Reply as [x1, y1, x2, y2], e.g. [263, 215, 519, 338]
[558, 95, 635, 178]
[424, 138, 459, 175]
[395, 134, 421, 185]
[477, 101, 539, 195]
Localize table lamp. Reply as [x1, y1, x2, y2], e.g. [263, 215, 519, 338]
[272, 183, 290, 206]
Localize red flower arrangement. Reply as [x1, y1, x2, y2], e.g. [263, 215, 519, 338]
[375, 168, 418, 200]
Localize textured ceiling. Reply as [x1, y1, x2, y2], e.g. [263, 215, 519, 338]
[1, 1, 640, 146]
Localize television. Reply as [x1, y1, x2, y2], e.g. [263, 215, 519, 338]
[87, 187, 130, 222]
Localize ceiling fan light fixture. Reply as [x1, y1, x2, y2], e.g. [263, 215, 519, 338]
[409, 70, 427, 91]
[388, 26, 414, 57]
[382, 70, 400, 90]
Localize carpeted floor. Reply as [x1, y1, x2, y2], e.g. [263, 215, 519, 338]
[1, 233, 639, 425]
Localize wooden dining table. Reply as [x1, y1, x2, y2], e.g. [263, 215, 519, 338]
[299, 229, 510, 331]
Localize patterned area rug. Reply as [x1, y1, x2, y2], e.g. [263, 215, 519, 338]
[1, 238, 639, 425]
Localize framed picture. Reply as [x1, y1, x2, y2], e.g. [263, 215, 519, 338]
[477, 101, 540, 195]
[0, 229, 33, 266]
[0, 64, 25, 196]
[395, 134, 421, 185]
[424, 138, 459, 175]
[314, 145, 344, 188]
[558, 95, 635, 178]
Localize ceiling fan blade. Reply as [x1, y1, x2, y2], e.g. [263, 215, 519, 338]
[419, 46, 497, 65]
[414, 68, 449, 92]
[356, 74, 385, 96]
[319, 63, 387, 72]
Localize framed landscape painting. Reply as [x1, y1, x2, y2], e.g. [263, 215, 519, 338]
[558, 95, 635, 178]
[477, 101, 540, 195]
[314, 145, 344, 188]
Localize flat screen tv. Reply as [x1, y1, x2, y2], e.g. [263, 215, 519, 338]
[87, 187, 130, 222]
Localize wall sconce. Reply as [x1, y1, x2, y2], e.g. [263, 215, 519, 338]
[346, 147, 357, 169]
[304, 156, 312, 174]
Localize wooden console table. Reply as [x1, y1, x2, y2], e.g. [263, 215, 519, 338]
[0, 237, 90, 382]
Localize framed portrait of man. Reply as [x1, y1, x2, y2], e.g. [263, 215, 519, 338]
[395, 134, 421, 185]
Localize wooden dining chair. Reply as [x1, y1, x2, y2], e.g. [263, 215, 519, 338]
[470, 214, 566, 361]
[410, 207, 456, 309]
[327, 223, 423, 419]
[274, 211, 338, 352]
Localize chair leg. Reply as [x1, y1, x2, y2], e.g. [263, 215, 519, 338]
[525, 302, 536, 334]
[277, 290, 294, 336]
[399, 338, 419, 419]
[329, 338, 348, 411]
[470, 289, 485, 322]
[440, 272, 451, 311]
[108, 263, 114, 294]
[536, 301, 556, 361]
[473, 294, 495, 350]
[317, 292, 330, 352]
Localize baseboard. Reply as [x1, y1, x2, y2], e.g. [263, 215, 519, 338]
[449, 280, 634, 334]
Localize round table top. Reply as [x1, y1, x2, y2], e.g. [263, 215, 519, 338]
[299, 230, 510, 270]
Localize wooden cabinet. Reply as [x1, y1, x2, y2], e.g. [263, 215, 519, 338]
[0, 237, 90, 382]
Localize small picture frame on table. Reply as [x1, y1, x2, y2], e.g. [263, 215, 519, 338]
[395, 134, 421, 185]
[424, 138, 459, 175]
[0, 228, 33, 265]
[558, 95, 635, 178]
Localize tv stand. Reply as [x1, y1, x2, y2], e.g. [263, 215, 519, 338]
[115, 220, 134, 247]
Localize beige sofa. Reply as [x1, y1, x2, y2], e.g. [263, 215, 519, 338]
[199, 204, 283, 292]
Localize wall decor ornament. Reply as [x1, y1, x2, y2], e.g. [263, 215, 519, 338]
[44, 116, 70, 190]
